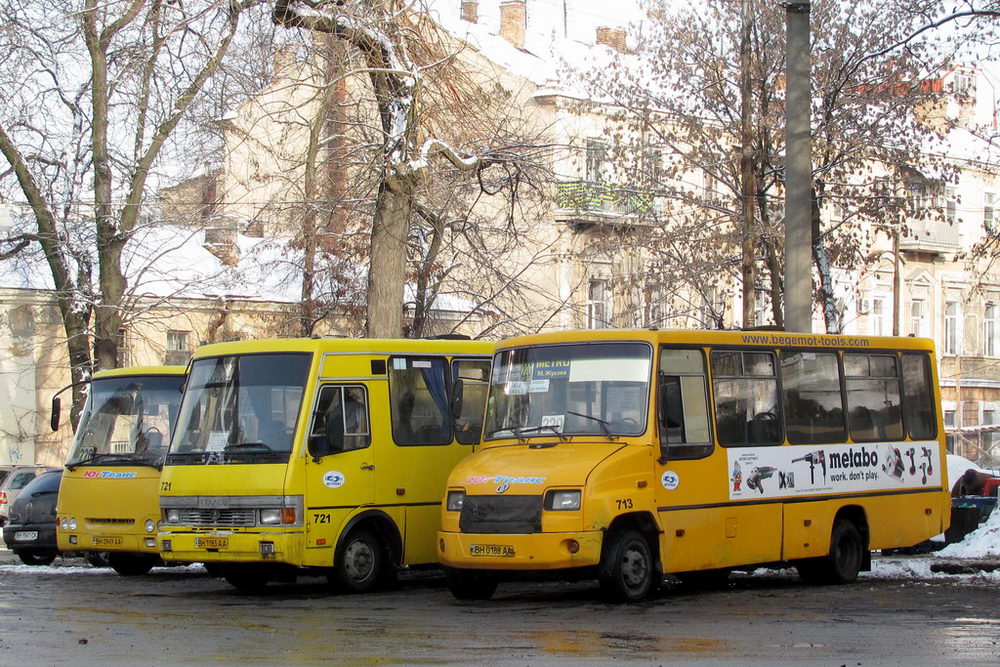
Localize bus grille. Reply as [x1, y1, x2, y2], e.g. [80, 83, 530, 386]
[178, 508, 257, 527]
[86, 518, 136, 525]
[459, 495, 541, 534]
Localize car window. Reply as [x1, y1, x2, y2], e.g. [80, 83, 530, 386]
[9, 472, 37, 490]
[20, 471, 62, 495]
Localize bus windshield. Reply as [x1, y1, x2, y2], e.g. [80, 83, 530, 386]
[484, 342, 651, 441]
[67, 375, 185, 467]
[167, 353, 311, 465]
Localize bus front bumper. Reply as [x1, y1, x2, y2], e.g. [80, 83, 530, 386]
[157, 530, 304, 564]
[437, 529, 604, 570]
[58, 530, 158, 554]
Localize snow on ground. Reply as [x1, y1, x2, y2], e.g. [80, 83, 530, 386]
[938, 504, 1000, 559]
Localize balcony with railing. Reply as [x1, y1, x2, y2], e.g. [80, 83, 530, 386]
[897, 215, 961, 253]
[554, 180, 657, 226]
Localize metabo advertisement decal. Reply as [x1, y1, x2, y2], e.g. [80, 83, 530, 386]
[727, 441, 940, 500]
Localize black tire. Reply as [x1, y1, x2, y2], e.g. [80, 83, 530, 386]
[445, 567, 498, 601]
[797, 519, 865, 585]
[16, 550, 57, 566]
[222, 564, 272, 593]
[675, 567, 731, 590]
[331, 529, 388, 594]
[108, 552, 157, 576]
[85, 551, 111, 568]
[203, 562, 225, 578]
[598, 529, 656, 603]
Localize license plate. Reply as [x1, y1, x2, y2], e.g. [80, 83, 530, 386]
[14, 531, 38, 542]
[469, 544, 515, 557]
[93, 536, 123, 547]
[195, 537, 229, 549]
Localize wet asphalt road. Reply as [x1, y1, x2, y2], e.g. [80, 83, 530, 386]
[0, 553, 997, 665]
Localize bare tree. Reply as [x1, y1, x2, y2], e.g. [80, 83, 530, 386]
[569, 0, 963, 333]
[0, 0, 264, 425]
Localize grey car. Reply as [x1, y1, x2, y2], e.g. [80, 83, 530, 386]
[3, 470, 62, 565]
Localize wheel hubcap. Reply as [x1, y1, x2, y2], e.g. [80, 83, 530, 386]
[344, 539, 374, 582]
[621, 545, 648, 590]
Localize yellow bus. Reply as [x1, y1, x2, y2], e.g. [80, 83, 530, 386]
[56, 366, 186, 575]
[438, 329, 949, 602]
[157, 337, 492, 592]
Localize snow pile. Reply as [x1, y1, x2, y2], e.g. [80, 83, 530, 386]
[938, 506, 1000, 559]
[946, 453, 989, 494]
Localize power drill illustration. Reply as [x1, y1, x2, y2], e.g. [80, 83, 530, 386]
[791, 450, 826, 485]
[746, 466, 776, 494]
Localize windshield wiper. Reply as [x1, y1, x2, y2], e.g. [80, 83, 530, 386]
[513, 425, 568, 443]
[223, 442, 273, 452]
[66, 452, 138, 470]
[567, 411, 617, 441]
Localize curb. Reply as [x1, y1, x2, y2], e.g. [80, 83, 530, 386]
[929, 560, 1000, 574]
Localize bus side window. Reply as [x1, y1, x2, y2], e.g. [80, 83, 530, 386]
[310, 385, 371, 455]
[780, 351, 845, 444]
[453, 359, 490, 445]
[901, 353, 936, 440]
[711, 350, 782, 446]
[845, 354, 903, 442]
[659, 348, 713, 459]
[389, 357, 450, 446]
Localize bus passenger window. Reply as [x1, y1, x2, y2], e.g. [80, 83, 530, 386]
[659, 348, 712, 459]
[453, 359, 490, 445]
[311, 385, 371, 453]
[780, 351, 845, 444]
[901, 354, 936, 439]
[711, 350, 782, 446]
[389, 357, 451, 446]
[845, 354, 903, 442]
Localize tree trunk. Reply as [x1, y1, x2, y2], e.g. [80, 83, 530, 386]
[739, 3, 756, 329]
[811, 185, 839, 333]
[366, 180, 413, 338]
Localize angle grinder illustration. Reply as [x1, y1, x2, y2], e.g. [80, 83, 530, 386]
[791, 450, 826, 485]
[882, 446, 905, 481]
[746, 466, 777, 494]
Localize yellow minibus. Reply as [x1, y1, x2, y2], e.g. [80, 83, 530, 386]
[438, 329, 949, 601]
[157, 337, 491, 592]
[56, 366, 186, 574]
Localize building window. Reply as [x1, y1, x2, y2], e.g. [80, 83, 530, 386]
[985, 192, 995, 232]
[165, 330, 191, 366]
[871, 296, 885, 336]
[585, 139, 607, 182]
[953, 71, 975, 99]
[702, 169, 722, 204]
[910, 299, 925, 337]
[116, 329, 132, 367]
[986, 304, 998, 357]
[640, 284, 665, 327]
[944, 408, 956, 453]
[944, 186, 958, 225]
[641, 147, 661, 187]
[944, 301, 961, 355]
[907, 182, 927, 214]
[587, 279, 611, 329]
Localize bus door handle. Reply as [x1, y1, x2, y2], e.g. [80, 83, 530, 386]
[360, 463, 375, 470]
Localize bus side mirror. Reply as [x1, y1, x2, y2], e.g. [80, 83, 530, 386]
[308, 434, 330, 461]
[51, 396, 61, 432]
[451, 379, 465, 421]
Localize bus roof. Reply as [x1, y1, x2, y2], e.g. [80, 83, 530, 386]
[496, 329, 937, 353]
[92, 365, 187, 379]
[191, 337, 494, 359]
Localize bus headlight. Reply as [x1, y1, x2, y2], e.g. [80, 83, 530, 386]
[446, 491, 465, 511]
[165, 509, 181, 524]
[546, 490, 581, 511]
[259, 509, 282, 525]
[60, 517, 77, 531]
[145, 520, 156, 533]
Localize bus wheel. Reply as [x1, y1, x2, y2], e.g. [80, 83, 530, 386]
[222, 564, 272, 592]
[16, 550, 57, 566]
[108, 552, 157, 576]
[675, 568, 731, 590]
[332, 529, 384, 593]
[85, 551, 111, 568]
[445, 567, 498, 601]
[599, 530, 656, 603]
[797, 520, 864, 585]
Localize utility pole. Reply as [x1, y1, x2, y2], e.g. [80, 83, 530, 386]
[783, 1, 812, 333]
[740, 0, 757, 329]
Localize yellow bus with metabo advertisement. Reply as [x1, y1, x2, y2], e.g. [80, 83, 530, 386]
[157, 337, 491, 592]
[438, 329, 949, 602]
[56, 366, 186, 574]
